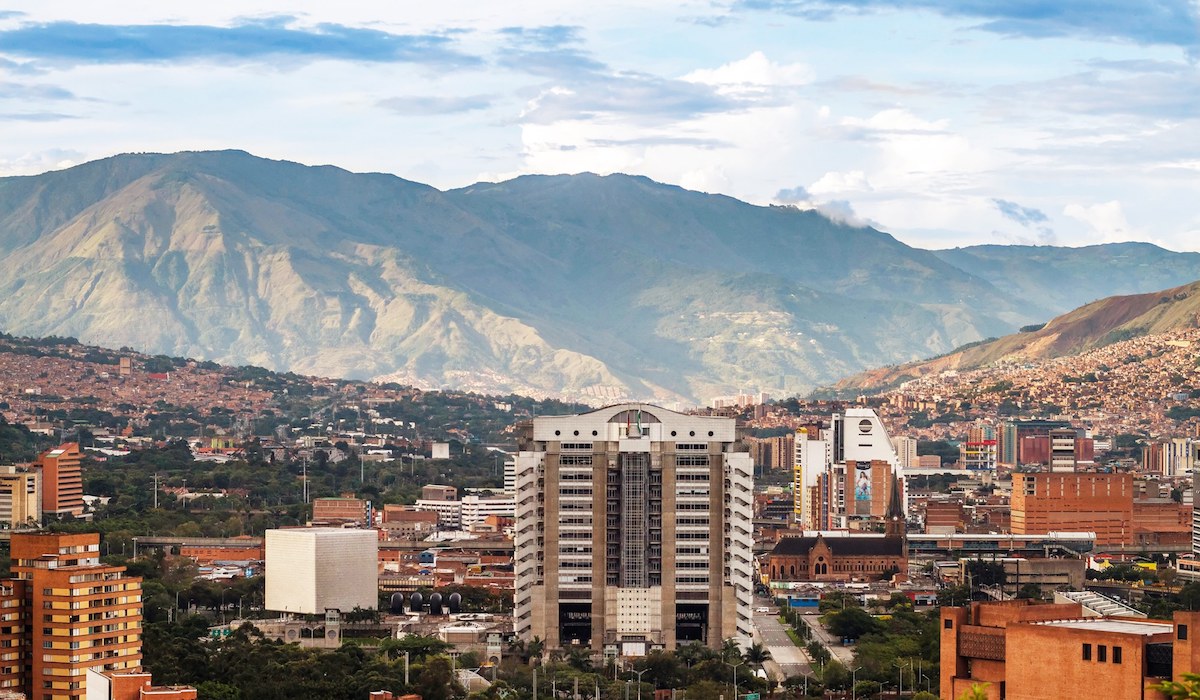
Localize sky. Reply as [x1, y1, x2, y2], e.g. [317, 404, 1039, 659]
[1, 1, 1198, 251]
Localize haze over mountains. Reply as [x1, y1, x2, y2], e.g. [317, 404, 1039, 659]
[1, 150, 1199, 404]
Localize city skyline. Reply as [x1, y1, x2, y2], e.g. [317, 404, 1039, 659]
[0, 2, 1197, 251]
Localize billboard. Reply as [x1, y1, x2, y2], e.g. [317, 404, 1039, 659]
[854, 465, 871, 501]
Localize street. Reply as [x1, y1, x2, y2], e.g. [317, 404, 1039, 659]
[753, 608, 810, 680]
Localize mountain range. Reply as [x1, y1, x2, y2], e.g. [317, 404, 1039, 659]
[1, 150, 1199, 403]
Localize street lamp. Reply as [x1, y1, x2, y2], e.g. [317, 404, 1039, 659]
[893, 659, 909, 698]
[724, 659, 744, 700]
[850, 666, 862, 700]
[632, 668, 650, 700]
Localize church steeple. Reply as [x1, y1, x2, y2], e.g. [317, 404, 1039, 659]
[885, 474, 905, 539]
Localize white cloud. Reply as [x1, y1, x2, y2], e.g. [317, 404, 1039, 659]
[1062, 200, 1140, 242]
[682, 51, 813, 98]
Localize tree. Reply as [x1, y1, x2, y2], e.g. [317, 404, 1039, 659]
[826, 608, 880, 641]
[958, 683, 990, 700]
[413, 656, 465, 700]
[744, 643, 772, 677]
[1156, 674, 1200, 699]
[913, 692, 939, 700]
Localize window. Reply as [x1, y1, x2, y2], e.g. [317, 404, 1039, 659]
[944, 619, 953, 629]
[1098, 645, 1107, 663]
[1082, 644, 1091, 661]
[1181, 624, 1190, 641]
[1113, 646, 1122, 664]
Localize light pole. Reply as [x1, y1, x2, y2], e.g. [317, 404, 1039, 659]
[632, 668, 650, 700]
[724, 660, 744, 700]
[893, 659, 909, 698]
[851, 666, 861, 700]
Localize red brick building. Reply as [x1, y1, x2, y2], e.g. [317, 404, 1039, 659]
[942, 599, 1200, 700]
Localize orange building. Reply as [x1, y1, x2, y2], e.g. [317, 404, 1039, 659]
[1010, 472, 1133, 546]
[33, 443, 85, 518]
[11, 532, 143, 700]
[0, 580, 25, 695]
[942, 599, 1200, 700]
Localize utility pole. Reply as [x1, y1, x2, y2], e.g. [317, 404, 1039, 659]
[153, 473, 159, 509]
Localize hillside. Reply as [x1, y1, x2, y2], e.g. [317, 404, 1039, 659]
[836, 280, 1200, 393]
[2, 150, 1199, 403]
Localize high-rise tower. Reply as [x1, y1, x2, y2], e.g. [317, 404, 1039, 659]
[513, 404, 753, 655]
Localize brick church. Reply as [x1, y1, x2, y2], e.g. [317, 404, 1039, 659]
[767, 476, 907, 583]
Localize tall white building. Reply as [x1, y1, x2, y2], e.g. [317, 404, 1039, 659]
[513, 404, 753, 655]
[265, 528, 378, 615]
[815, 408, 906, 529]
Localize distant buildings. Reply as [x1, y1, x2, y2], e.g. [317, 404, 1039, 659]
[413, 488, 515, 530]
[513, 403, 753, 654]
[264, 528, 378, 615]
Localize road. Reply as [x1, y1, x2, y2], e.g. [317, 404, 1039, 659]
[796, 613, 856, 667]
[752, 607, 810, 681]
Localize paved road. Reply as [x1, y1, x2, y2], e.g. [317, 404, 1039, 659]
[753, 609, 810, 680]
[797, 613, 856, 667]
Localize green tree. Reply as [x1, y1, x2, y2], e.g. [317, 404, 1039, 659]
[1156, 673, 1200, 699]
[958, 683, 990, 700]
[826, 608, 880, 641]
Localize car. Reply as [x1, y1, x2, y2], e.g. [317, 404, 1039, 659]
[755, 606, 771, 613]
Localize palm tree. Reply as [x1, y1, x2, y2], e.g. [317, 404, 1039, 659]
[721, 638, 744, 663]
[744, 642, 772, 675]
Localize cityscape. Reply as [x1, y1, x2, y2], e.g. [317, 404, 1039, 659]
[2, 1, 1200, 699]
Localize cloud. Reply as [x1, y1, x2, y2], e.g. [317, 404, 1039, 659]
[498, 25, 583, 49]
[1063, 200, 1141, 242]
[519, 72, 738, 125]
[992, 198, 1048, 226]
[378, 95, 492, 116]
[774, 185, 812, 203]
[993, 198, 1055, 243]
[0, 112, 76, 122]
[997, 66, 1200, 119]
[0, 82, 75, 100]
[588, 135, 732, 149]
[733, 0, 1200, 52]
[0, 18, 480, 67]
[682, 51, 813, 99]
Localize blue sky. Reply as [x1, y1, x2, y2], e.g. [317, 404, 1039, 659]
[1, 1, 1198, 251]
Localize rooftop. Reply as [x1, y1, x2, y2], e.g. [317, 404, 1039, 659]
[1030, 618, 1172, 635]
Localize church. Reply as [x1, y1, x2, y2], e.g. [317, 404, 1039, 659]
[767, 476, 908, 583]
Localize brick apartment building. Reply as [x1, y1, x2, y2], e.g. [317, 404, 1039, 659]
[942, 599, 1200, 700]
[33, 443, 84, 519]
[10, 532, 144, 700]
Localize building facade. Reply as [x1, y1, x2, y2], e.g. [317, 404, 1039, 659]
[0, 466, 41, 528]
[1010, 472, 1133, 546]
[513, 404, 753, 655]
[11, 532, 144, 700]
[33, 444, 84, 519]
[942, 600, 1200, 700]
[264, 528, 378, 615]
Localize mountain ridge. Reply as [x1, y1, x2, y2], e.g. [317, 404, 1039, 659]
[3, 150, 1200, 403]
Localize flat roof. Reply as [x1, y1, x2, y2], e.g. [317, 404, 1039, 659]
[1031, 619, 1172, 635]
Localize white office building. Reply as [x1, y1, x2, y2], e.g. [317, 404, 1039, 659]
[513, 403, 753, 655]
